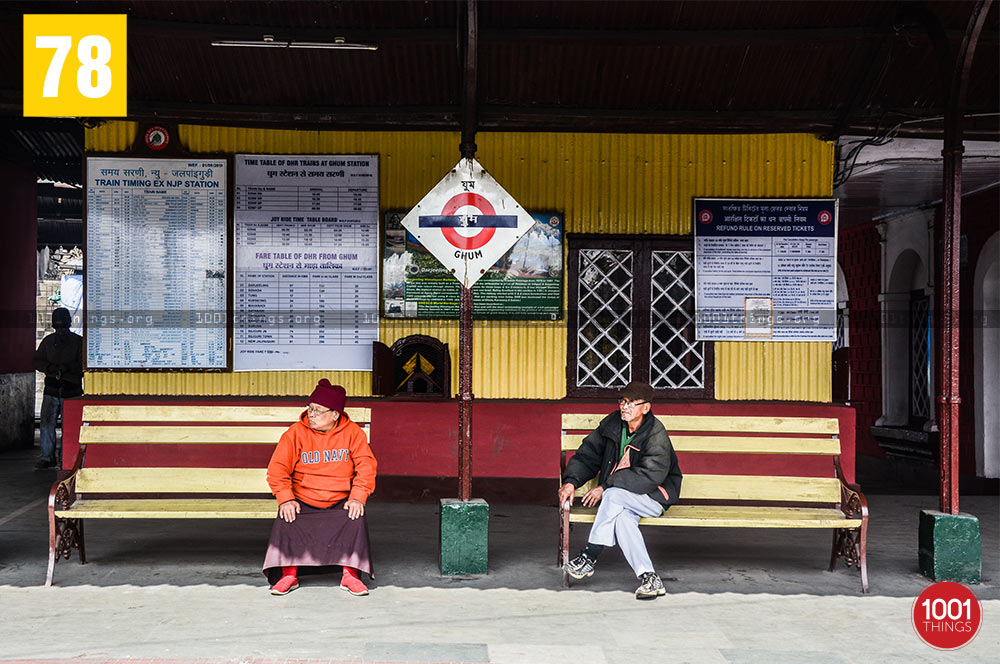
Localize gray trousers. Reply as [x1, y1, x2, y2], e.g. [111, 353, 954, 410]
[586, 487, 663, 577]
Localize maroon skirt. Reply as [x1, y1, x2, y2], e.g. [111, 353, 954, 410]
[262, 499, 374, 585]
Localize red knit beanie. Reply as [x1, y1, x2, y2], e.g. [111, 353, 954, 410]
[309, 379, 346, 412]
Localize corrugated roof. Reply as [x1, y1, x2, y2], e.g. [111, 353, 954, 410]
[0, 1, 995, 139]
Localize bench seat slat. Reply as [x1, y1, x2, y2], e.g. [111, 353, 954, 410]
[567, 505, 861, 528]
[82, 405, 371, 423]
[561, 434, 840, 454]
[55, 498, 277, 519]
[572, 474, 842, 503]
[75, 467, 269, 494]
[561, 414, 838, 435]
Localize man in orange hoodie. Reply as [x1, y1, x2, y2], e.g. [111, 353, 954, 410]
[263, 379, 377, 596]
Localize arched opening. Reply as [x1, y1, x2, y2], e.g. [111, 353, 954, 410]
[882, 249, 930, 426]
[974, 232, 999, 478]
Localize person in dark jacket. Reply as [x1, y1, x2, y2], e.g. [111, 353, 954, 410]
[32, 308, 83, 469]
[558, 381, 682, 599]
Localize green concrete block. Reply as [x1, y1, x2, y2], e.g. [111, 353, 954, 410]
[440, 498, 489, 575]
[918, 510, 981, 584]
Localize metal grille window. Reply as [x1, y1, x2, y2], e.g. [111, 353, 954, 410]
[909, 292, 931, 421]
[576, 249, 633, 388]
[650, 250, 703, 389]
[834, 306, 849, 352]
[568, 236, 713, 399]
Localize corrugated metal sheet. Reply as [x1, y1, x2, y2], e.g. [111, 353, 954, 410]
[715, 341, 832, 402]
[89, 121, 138, 153]
[85, 123, 832, 401]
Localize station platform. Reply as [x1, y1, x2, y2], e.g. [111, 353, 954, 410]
[1, 446, 997, 664]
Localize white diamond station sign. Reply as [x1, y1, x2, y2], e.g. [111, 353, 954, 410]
[399, 158, 536, 288]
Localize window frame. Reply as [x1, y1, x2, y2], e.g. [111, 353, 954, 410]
[566, 233, 715, 400]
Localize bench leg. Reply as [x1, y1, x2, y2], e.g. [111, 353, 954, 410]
[559, 506, 571, 587]
[47, 517, 84, 586]
[77, 519, 86, 564]
[828, 529, 839, 573]
[858, 519, 869, 594]
[45, 504, 57, 587]
[831, 525, 870, 594]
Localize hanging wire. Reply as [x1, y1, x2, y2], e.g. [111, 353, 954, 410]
[833, 118, 903, 188]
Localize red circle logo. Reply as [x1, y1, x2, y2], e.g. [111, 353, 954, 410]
[440, 192, 496, 251]
[698, 209, 713, 225]
[911, 582, 983, 650]
[818, 210, 833, 225]
[144, 126, 170, 151]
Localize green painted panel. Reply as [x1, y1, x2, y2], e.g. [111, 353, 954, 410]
[918, 510, 981, 584]
[440, 498, 489, 575]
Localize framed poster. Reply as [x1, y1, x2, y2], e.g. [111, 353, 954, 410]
[233, 154, 379, 371]
[694, 198, 838, 342]
[382, 211, 563, 320]
[85, 157, 228, 369]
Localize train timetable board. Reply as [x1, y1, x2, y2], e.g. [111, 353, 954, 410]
[85, 157, 228, 369]
[233, 154, 379, 371]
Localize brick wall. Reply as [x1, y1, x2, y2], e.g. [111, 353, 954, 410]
[839, 221, 883, 457]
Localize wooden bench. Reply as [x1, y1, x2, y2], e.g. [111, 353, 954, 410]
[46, 404, 371, 586]
[558, 414, 870, 593]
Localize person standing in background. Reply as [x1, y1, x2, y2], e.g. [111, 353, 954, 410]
[32, 307, 83, 469]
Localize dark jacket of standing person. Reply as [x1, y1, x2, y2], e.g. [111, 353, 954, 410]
[32, 309, 83, 398]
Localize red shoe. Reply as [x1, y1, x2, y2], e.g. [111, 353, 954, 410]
[340, 567, 369, 596]
[270, 575, 299, 596]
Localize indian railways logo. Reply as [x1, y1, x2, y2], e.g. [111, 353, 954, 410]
[698, 209, 713, 224]
[818, 209, 833, 225]
[418, 192, 517, 258]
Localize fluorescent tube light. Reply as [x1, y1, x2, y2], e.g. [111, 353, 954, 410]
[211, 35, 377, 50]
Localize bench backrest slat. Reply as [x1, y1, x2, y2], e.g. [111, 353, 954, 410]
[562, 414, 838, 435]
[561, 434, 840, 455]
[76, 467, 269, 494]
[80, 425, 290, 445]
[82, 405, 371, 424]
[573, 474, 841, 503]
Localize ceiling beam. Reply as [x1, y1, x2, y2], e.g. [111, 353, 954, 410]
[5, 13, 991, 45]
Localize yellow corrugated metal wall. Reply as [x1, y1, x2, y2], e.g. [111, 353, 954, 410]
[85, 122, 832, 401]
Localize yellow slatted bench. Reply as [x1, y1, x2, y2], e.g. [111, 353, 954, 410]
[46, 404, 371, 586]
[558, 413, 870, 593]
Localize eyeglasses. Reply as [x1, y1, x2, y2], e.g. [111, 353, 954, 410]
[306, 405, 334, 416]
[618, 399, 648, 410]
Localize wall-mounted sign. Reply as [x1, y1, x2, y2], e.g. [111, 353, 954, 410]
[383, 211, 562, 320]
[85, 157, 228, 368]
[397, 158, 536, 289]
[233, 154, 379, 371]
[694, 198, 838, 342]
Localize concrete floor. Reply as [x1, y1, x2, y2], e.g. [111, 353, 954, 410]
[1, 445, 998, 664]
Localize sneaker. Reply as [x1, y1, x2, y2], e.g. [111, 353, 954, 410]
[270, 575, 299, 595]
[340, 568, 369, 596]
[563, 552, 597, 580]
[635, 571, 666, 599]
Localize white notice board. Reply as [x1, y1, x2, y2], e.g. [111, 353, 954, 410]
[694, 198, 838, 341]
[234, 154, 379, 371]
[85, 157, 228, 369]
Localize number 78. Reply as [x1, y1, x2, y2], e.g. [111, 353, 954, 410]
[35, 35, 113, 99]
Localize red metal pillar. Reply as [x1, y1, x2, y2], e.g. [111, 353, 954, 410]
[457, 0, 478, 501]
[458, 284, 474, 500]
[937, 0, 992, 514]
